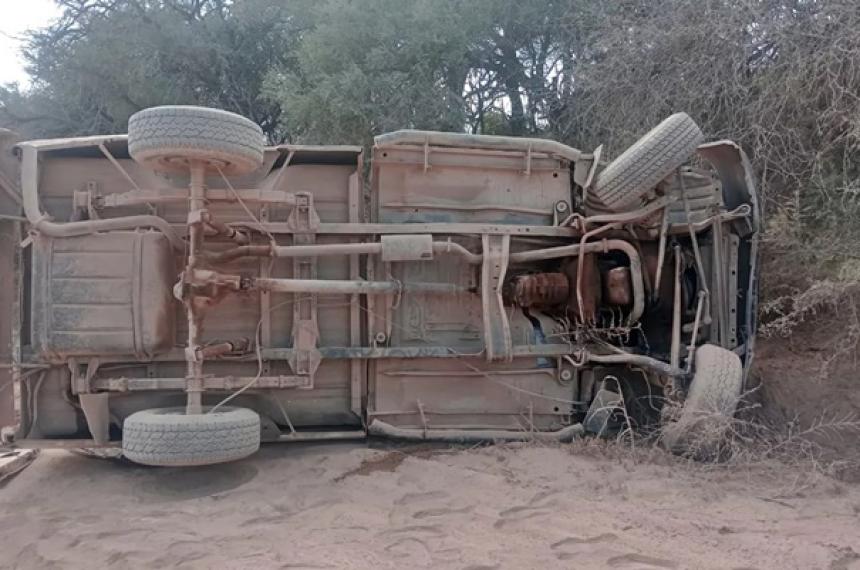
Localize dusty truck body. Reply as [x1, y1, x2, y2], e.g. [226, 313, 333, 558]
[0, 107, 759, 465]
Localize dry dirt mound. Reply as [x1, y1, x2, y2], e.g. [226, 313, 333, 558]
[753, 336, 860, 481]
[0, 443, 858, 569]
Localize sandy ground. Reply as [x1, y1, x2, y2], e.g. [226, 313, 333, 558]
[0, 442, 859, 570]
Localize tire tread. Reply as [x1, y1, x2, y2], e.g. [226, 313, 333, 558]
[122, 407, 260, 467]
[593, 113, 704, 210]
[662, 344, 743, 454]
[128, 106, 265, 175]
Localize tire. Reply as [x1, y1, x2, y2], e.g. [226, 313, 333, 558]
[582, 191, 614, 216]
[127, 106, 265, 176]
[592, 113, 704, 211]
[122, 406, 260, 467]
[662, 344, 743, 456]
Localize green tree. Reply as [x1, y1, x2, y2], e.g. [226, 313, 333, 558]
[465, 0, 568, 136]
[265, 0, 485, 145]
[1, 0, 304, 141]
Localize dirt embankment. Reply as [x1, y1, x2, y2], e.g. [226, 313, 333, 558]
[1, 442, 859, 570]
[753, 335, 860, 480]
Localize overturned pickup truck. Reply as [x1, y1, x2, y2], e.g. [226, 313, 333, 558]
[0, 107, 759, 465]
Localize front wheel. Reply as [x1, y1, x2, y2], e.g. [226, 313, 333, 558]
[122, 406, 260, 467]
[662, 344, 743, 457]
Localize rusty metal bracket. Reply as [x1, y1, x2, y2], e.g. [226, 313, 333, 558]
[287, 192, 321, 387]
[68, 357, 100, 394]
[259, 204, 272, 350]
[583, 144, 602, 190]
[552, 200, 570, 226]
[727, 234, 739, 348]
[417, 399, 429, 438]
[73, 181, 102, 221]
[557, 359, 578, 385]
[481, 234, 513, 362]
[286, 191, 321, 233]
[423, 139, 431, 172]
[523, 144, 533, 176]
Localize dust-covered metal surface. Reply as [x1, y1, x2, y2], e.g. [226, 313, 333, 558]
[31, 232, 175, 361]
[0, 110, 759, 456]
[0, 130, 22, 435]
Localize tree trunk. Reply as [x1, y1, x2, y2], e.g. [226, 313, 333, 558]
[500, 45, 526, 136]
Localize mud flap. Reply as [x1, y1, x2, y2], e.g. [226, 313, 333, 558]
[79, 393, 111, 445]
[583, 388, 624, 437]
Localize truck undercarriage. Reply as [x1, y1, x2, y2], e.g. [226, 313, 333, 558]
[0, 107, 760, 465]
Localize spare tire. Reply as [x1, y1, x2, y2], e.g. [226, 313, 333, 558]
[592, 113, 704, 211]
[662, 344, 743, 456]
[127, 105, 265, 176]
[122, 406, 260, 467]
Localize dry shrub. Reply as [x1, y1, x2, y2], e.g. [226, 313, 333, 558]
[557, 1, 860, 325]
[653, 391, 860, 482]
[760, 281, 859, 338]
[572, 383, 860, 481]
[554, 0, 860, 377]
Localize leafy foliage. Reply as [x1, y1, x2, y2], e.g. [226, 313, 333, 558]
[1, 0, 303, 140]
[264, 0, 482, 145]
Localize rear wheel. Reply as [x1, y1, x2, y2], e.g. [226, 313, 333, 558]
[122, 406, 260, 467]
[127, 105, 265, 176]
[592, 113, 704, 211]
[662, 344, 743, 456]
